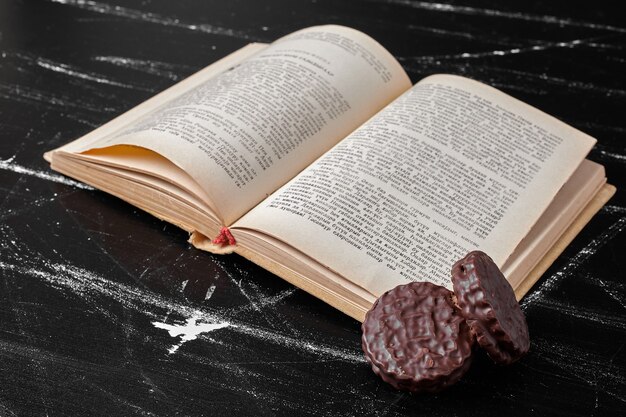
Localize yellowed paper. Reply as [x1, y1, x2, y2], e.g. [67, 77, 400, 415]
[63, 25, 411, 225]
[236, 74, 596, 297]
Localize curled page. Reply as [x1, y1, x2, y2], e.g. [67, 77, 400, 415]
[73, 25, 411, 225]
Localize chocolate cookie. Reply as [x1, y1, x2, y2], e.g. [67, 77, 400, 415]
[361, 282, 474, 393]
[451, 251, 530, 365]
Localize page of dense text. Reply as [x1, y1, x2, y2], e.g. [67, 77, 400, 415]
[73, 25, 411, 224]
[235, 74, 595, 296]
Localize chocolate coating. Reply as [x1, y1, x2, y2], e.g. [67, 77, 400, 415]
[451, 251, 530, 365]
[361, 282, 474, 393]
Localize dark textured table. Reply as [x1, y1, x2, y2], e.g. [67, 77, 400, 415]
[1, 1, 625, 416]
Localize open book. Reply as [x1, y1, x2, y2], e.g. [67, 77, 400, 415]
[45, 25, 615, 322]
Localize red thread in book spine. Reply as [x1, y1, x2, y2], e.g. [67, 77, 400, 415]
[212, 227, 236, 246]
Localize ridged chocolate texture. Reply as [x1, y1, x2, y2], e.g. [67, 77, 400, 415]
[451, 251, 530, 365]
[361, 282, 474, 393]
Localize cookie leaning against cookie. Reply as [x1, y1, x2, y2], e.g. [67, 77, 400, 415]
[361, 282, 474, 393]
[451, 251, 530, 365]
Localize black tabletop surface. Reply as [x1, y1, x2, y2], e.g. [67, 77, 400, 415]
[1, 1, 625, 416]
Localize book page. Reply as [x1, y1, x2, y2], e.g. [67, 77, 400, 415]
[47, 44, 267, 159]
[235, 74, 595, 297]
[71, 25, 411, 225]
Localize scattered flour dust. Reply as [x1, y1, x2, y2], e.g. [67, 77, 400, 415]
[522, 216, 626, 309]
[0, 258, 364, 363]
[0, 156, 94, 190]
[153, 314, 230, 354]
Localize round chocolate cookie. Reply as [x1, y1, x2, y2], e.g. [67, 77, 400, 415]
[451, 251, 530, 365]
[361, 282, 474, 393]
